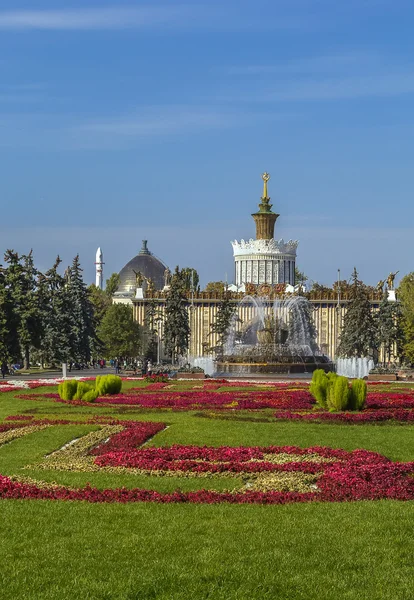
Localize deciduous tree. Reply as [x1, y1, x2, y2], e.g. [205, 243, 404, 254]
[98, 304, 142, 358]
[397, 273, 414, 364]
[105, 272, 120, 296]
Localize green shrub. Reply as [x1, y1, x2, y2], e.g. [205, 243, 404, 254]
[310, 380, 327, 409]
[73, 381, 94, 401]
[349, 379, 367, 411]
[310, 370, 367, 413]
[58, 380, 78, 401]
[96, 374, 122, 396]
[309, 370, 333, 409]
[82, 389, 98, 402]
[327, 376, 350, 412]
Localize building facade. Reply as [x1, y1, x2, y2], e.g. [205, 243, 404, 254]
[113, 173, 382, 361]
[131, 289, 381, 361]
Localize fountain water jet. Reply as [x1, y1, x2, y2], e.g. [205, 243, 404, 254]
[218, 294, 333, 376]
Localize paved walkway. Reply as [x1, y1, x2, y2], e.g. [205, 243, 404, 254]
[2, 367, 120, 381]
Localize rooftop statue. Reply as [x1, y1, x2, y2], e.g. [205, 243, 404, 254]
[132, 269, 144, 288]
[146, 277, 155, 292]
[387, 271, 399, 290]
[163, 267, 171, 287]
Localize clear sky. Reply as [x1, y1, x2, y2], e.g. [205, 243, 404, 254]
[1, 0, 413, 288]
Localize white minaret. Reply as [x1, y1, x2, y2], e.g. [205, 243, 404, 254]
[95, 247, 104, 289]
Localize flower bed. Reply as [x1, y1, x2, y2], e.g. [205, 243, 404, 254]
[0, 417, 413, 504]
[366, 393, 414, 409]
[274, 409, 414, 423]
[81, 389, 315, 410]
[9, 380, 414, 424]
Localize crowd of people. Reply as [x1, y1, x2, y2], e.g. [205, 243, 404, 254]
[0, 357, 155, 377]
[112, 358, 153, 376]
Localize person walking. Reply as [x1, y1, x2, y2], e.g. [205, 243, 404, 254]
[1, 361, 7, 379]
[147, 360, 153, 377]
[114, 359, 120, 374]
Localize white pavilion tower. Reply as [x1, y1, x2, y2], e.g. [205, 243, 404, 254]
[231, 173, 298, 288]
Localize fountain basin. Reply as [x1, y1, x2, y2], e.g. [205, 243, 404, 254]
[216, 361, 334, 376]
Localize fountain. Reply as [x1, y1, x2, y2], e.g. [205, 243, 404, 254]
[216, 294, 334, 376]
[336, 357, 374, 379]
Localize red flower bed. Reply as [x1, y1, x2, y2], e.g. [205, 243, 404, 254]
[274, 409, 414, 423]
[1, 417, 413, 504]
[366, 393, 414, 409]
[93, 389, 315, 410]
[0, 417, 76, 432]
[90, 421, 165, 455]
[0, 444, 412, 504]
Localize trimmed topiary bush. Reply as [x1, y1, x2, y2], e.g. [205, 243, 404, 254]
[310, 369, 330, 409]
[96, 374, 122, 396]
[82, 389, 98, 402]
[310, 371, 367, 412]
[58, 380, 78, 401]
[349, 379, 367, 411]
[327, 375, 350, 412]
[74, 381, 94, 401]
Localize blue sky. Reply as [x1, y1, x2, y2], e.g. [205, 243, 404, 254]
[1, 0, 414, 287]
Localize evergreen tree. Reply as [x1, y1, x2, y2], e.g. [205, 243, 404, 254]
[4, 250, 43, 368]
[376, 291, 403, 364]
[337, 268, 377, 359]
[163, 267, 190, 363]
[38, 257, 73, 366]
[0, 263, 19, 361]
[294, 267, 308, 287]
[142, 298, 162, 361]
[66, 255, 95, 363]
[397, 273, 414, 364]
[98, 304, 142, 358]
[210, 292, 237, 355]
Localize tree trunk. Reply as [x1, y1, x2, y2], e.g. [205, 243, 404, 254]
[24, 346, 30, 370]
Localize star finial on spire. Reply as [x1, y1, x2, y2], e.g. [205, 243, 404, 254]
[261, 172, 270, 199]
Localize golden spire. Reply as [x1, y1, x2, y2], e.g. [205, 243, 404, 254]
[261, 172, 270, 199]
[252, 172, 279, 240]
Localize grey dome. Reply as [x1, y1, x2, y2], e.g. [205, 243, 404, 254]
[117, 240, 167, 293]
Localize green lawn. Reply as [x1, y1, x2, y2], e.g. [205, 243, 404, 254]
[0, 384, 413, 600]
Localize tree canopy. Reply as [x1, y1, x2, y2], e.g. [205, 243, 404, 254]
[337, 268, 377, 359]
[98, 304, 143, 358]
[105, 272, 120, 296]
[397, 273, 414, 364]
[163, 267, 190, 363]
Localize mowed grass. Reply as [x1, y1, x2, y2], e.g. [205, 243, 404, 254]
[1, 500, 413, 600]
[0, 382, 413, 599]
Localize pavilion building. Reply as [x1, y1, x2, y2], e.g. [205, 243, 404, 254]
[112, 173, 382, 360]
[231, 173, 297, 289]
